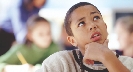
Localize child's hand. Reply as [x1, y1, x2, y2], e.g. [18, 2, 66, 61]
[83, 39, 112, 65]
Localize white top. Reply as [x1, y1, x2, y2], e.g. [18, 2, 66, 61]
[36, 49, 133, 72]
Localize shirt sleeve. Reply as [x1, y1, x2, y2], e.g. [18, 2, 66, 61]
[0, 44, 21, 72]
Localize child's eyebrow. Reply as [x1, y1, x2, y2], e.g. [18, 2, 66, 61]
[75, 11, 99, 24]
[77, 17, 85, 22]
[90, 11, 99, 15]
[75, 17, 85, 24]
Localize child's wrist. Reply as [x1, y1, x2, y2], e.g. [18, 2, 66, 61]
[99, 50, 115, 63]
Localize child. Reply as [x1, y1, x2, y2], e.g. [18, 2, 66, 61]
[36, 2, 133, 72]
[0, 15, 59, 72]
[115, 15, 133, 57]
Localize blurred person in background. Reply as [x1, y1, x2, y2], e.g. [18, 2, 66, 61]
[0, 0, 46, 56]
[0, 0, 46, 43]
[59, 25, 76, 50]
[115, 15, 133, 58]
[0, 15, 60, 72]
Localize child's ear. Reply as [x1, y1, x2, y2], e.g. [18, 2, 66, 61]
[67, 36, 77, 47]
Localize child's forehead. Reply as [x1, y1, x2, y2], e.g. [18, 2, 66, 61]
[70, 5, 100, 22]
[71, 5, 98, 16]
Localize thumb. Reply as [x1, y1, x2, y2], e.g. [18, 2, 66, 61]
[103, 39, 109, 48]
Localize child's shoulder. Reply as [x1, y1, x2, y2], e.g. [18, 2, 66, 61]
[39, 50, 76, 72]
[41, 50, 77, 71]
[43, 50, 75, 62]
[47, 50, 73, 58]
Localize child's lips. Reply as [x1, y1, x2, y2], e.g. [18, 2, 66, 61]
[90, 32, 101, 42]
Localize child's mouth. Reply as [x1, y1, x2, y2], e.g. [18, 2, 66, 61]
[90, 32, 101, 42]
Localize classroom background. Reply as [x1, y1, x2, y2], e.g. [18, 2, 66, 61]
[0, 0, 133, 72]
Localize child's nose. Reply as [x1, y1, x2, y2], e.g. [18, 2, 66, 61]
[89, 24, 97, 31]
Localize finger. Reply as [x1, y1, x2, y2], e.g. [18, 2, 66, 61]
[83, 53, 89, 63]
[83, 59, 94, 65]
[85, 60, 91, 64]
[103, 39, 109, 48]
[88, 60, 94, 65]
[83, 54, 94, 64]
[85, 42, 94, 50]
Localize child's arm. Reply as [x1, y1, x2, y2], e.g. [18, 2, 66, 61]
[83, 40, 131, 72]
[101, 53, 130, 72]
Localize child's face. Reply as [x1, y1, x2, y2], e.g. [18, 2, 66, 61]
[67, 5, 108, 53]
[28, 21, 52, 48]
[115, 23, 132, 50]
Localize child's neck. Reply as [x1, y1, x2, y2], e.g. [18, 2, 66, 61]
[123, 46, 133, 57]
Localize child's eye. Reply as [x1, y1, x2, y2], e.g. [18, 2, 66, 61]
[93, 16, 100, 21]
[78, 21, 85, 27]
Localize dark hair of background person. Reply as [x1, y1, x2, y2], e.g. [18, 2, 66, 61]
[116, 15, 133, 33]
[114, 13, 133, 27]
[0, 29, 15, 56]
[64, 2, 101, 36]
[25, 15, 49, 46]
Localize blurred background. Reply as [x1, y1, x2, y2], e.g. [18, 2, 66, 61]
[0, 0, 133, 50]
